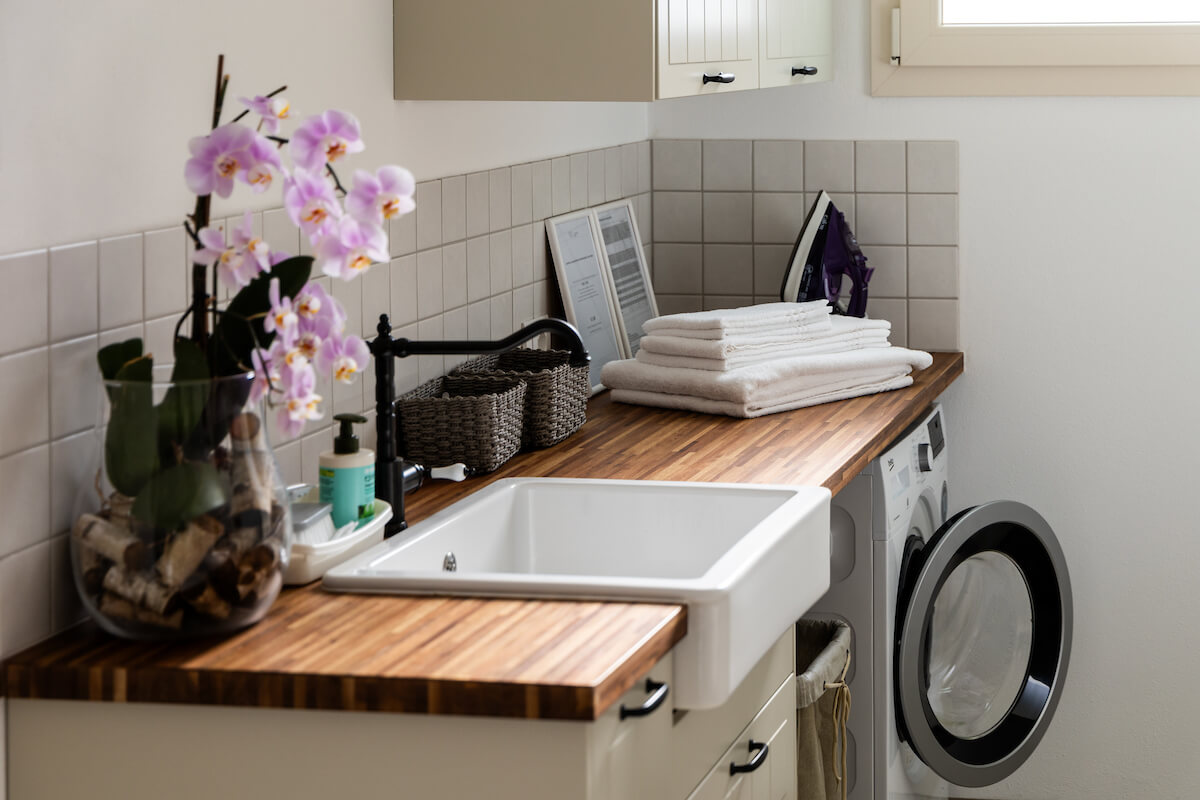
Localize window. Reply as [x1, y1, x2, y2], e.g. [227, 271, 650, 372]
[870, 0, 1200, 96]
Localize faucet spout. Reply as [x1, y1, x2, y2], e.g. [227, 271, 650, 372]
[369, 314, 590, 537]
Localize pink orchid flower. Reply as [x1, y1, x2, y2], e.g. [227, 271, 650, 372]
[317, 334, 371, 384]
[290, 110, 364, 172]
[314, 217, 389, 280]
[263, 277, 299, 348]
[283, 168, 342, 242]
[346, 166, 416, 227]
[230, 210, 272, 276]
[242, 135, 284, 194]
[184, 123, 256, 198]
[295, 281, 347, 329]
[249, 346, 280, 404]
[239, 95, 291, 135]
[277, 359, 323, 438]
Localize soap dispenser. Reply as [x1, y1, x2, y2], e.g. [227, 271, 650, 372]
[319, 413, 376, 527]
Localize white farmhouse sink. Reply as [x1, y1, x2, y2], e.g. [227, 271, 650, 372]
[323, 478, 831, 709]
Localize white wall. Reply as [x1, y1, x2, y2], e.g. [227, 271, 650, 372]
[0, 0, 648, 253]
[655, 3, 1200, 798]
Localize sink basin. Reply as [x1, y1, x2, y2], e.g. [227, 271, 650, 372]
[323, 478, 831, 708]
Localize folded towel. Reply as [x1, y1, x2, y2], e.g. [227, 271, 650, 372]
[641, 324, 890, 360]
[642, 301, 832, 339]
[637, 335, 891, 372]
[610, 374, 915, 418]
[600, 347, 933, 404]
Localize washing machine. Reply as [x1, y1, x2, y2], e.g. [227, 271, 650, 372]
[804, 403, 1073, 798]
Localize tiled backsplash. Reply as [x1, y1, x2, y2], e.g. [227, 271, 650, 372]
[649, 139, 960, 351]
[0, 141, 652, 659]
[0, 136, 958, 659]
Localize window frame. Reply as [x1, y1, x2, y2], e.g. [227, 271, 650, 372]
[871, 0, 1200, 97]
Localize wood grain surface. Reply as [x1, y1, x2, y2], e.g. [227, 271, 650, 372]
[3, 352, 962, 719]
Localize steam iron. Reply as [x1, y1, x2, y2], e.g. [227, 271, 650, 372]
[779, 190, 874, 317]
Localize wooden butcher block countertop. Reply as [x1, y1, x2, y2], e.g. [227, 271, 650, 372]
[3, 353, 963, 720]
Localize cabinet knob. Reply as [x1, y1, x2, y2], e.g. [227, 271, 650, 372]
[792, 65, 819, 76]
[729, 739, 770, 775]
[702, 72, 736, 84]
[619, 679, 669, 720]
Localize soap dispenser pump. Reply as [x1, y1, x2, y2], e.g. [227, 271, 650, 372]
[319, 413, 376, 527]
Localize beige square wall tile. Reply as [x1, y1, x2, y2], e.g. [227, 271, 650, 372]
[907, 141, 959, 193]
[703, 245, 754, 295]
[143, 226, 187, 319]
[50, 431, 95, 538]
[570, 153, 589, 211]
[331, 275, 364, 338]
[855, 141, 907, 193]
[415, 180, 443, 251]
[389, 205, 417, 258]
[868, 298, 908, 348]
[0, 445, 50, 558]
[416, 248, 444, 318]
[490, 231, 513, 294]
[653, 192, 702, 242]
[703, 193, 753, 243]
[856, 194, 907, 246]
[754, 244, 793, 297]
[703, 295, 754, 311]
[653, 244, 703, 294]
[467, 299, 491, 339]
[50, 335, 98, 439]
[490, 293, 513, 339]
[489, 167, 512, 231]
[390, 255, 418, 327]
[0, 541, 52, 657]
[531, 160, 554, 221]
[653, 140, 702, 191]
[441, 242, 468, 311]
[416, 316, 444, 384]
[638, 140, 652, 194]
[0, 249, 49, 355]
[804, 140, 855, 192]
[511, 163, 534, 226]
[621, 142, 640, 197]
[588, 151, 606, 206]
[655, 294, 704, 315]
[466, 236, 491, 303]
[753, 141, 804, 191]
[50, 532, 84, 631]
[861, 245, 906, 298]
[908, 195, 959, 246]
[909, 247, 959, 298]
[441, 175, 467, 243]
[635, 193, 653, 245]
[753, 193, 807, 244]
[466, 172, 490, 238]
[551, 157, 571, 215]
[0, 347, 49, 457]
[909, 299, 959, 351]
[361, 258, 391, 334]
[511, 225, 534, 287]
[703, 140, 753, 191]
[98, 234, 143, 330]
[605, 147, 623, 202]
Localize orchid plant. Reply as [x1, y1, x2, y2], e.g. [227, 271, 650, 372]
[95, 55, 412, 516]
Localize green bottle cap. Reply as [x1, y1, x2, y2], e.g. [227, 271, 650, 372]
[333, 413, 368, 455]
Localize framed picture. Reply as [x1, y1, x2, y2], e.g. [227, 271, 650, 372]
[546, 210, 626, 394]
[592, 200, 658, 358]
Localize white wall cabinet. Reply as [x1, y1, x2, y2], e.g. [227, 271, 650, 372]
[392, 0, 830, 101]
[7, 631, 799, 799]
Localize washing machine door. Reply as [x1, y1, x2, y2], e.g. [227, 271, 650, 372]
[894, 501, 1072, 788]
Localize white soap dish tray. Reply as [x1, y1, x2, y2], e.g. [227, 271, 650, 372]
[284, 500, 393, 586]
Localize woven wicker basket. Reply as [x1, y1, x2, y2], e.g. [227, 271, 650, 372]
[454, 349, 589, 449]
[396, 375, 527, 473]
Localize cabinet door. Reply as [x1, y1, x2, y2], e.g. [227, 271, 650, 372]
[589, 653, 674, 800]
[758, 0, 832, 89]
[658, 0, 760, 98]
[687, 677, 797, 800]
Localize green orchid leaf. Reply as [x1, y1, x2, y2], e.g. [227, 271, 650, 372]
[211, 255, 313, 376]
[104, 355, 158, 497]
[97, 338, 144, 403]
[156, 338, 211, 466]
[131, 461, 230, 532]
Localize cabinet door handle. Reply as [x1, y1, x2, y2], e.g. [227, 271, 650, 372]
[702, 72, 736, 84]
[729, 739, 769, 775]
[619, 679, 669, 719]
[792, 65, 819, 76]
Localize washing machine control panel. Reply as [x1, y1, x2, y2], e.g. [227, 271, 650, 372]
[877, 406, 949, 537]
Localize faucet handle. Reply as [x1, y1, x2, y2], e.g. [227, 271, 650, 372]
[430, 463, 469, 482]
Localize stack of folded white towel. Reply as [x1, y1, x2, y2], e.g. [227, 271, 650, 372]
[600, 301, 933, 418]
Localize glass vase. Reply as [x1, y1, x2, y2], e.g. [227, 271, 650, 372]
[70, 372, 291, 640]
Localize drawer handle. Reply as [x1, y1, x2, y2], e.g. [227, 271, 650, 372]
[792, 65, 819, 76]
[729, 739, 769, 775]
[619, 679, 669, 720]
[702, 72, 735, 85]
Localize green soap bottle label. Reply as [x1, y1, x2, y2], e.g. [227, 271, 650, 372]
[319, 464, 376, 528]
